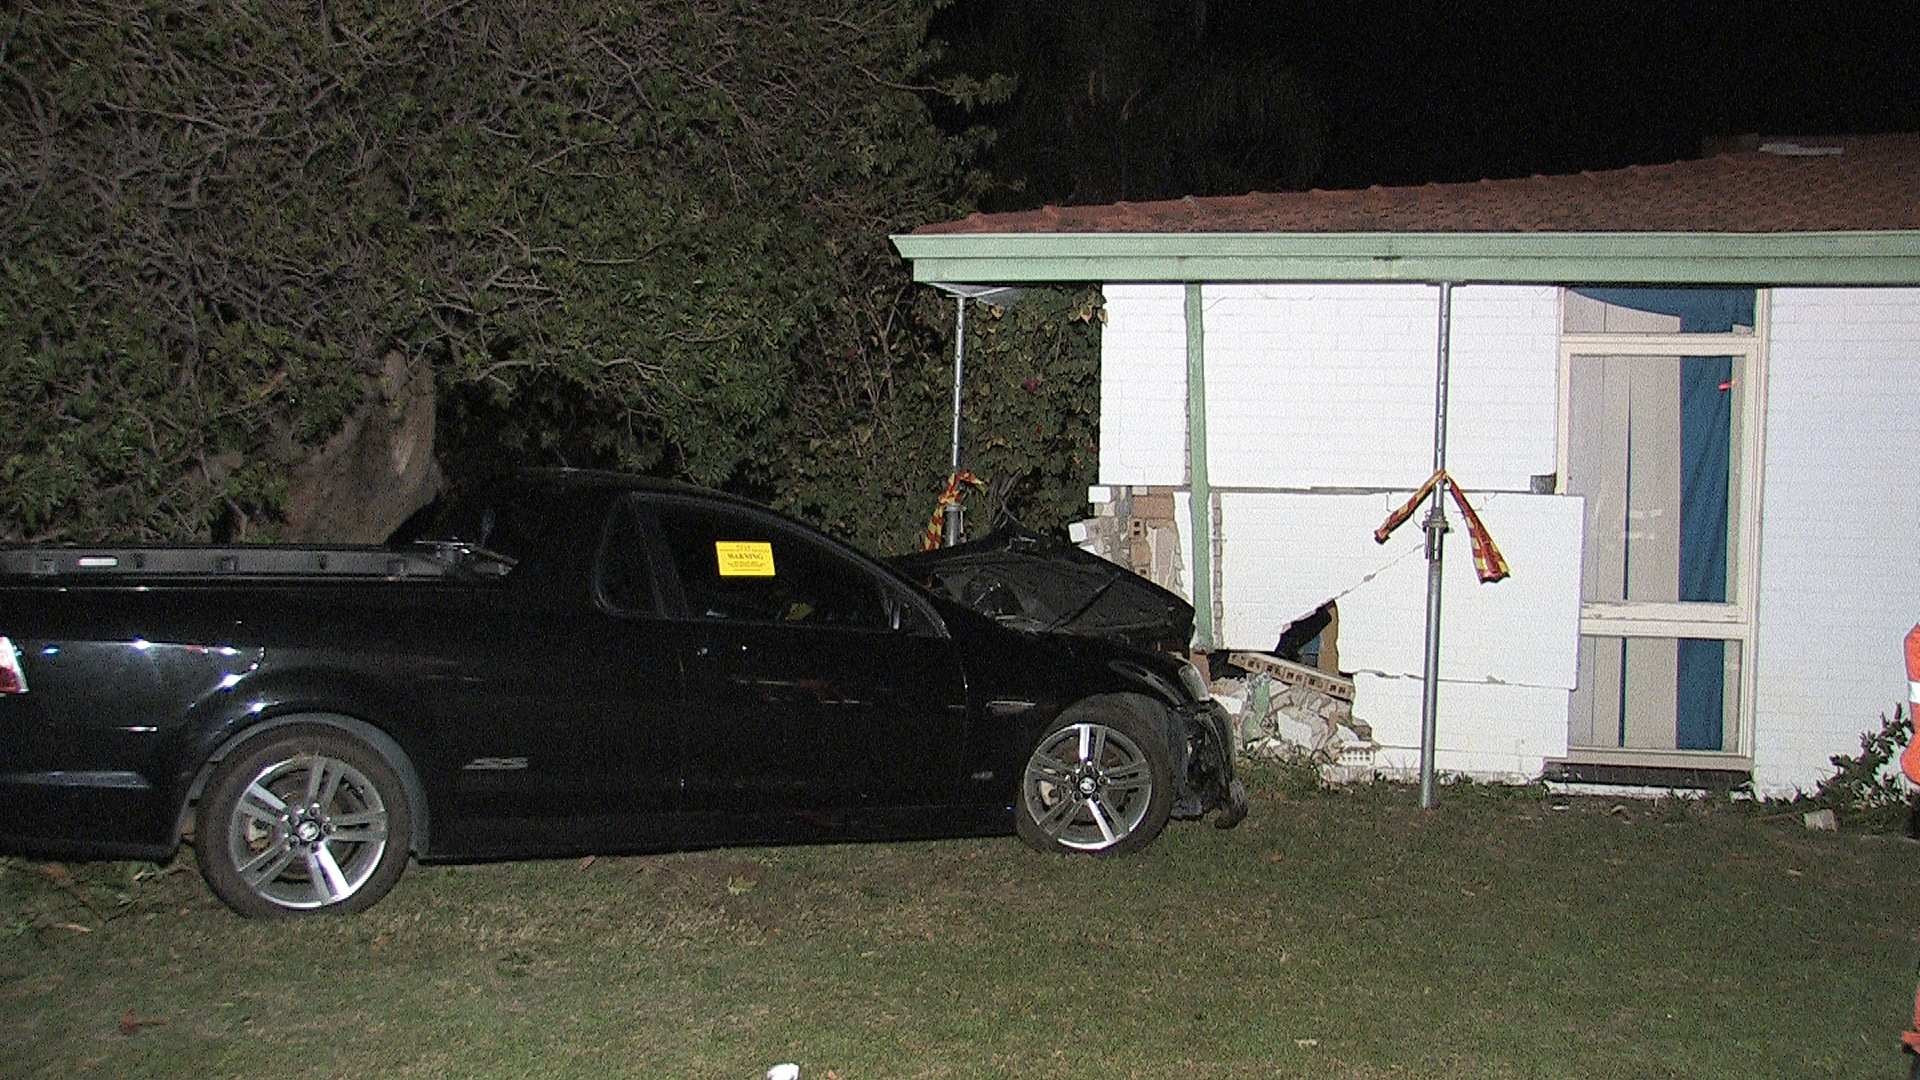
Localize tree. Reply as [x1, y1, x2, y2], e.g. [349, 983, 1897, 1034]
[1, 0, 988, 542]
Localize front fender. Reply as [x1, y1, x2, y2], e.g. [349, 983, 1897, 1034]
[1172, 699, 1247, 828]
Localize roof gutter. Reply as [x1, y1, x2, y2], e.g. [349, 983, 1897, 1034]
[891, 230, 1920, 286]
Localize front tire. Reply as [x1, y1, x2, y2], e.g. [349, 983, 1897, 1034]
[194, 724, 413, 917]
[1016, 704, 1172, 856]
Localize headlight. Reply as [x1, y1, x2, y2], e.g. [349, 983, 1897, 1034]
[1177, 660, 1210, 703]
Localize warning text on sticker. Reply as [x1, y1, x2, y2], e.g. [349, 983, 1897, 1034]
[715, 541, 776, 577]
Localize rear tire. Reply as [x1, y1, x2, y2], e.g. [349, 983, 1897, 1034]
[1016, 703, 1172, 856]
[194, 724, 412, 917]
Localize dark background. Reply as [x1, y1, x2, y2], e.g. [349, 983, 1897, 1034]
[934, 1, 1920, 208]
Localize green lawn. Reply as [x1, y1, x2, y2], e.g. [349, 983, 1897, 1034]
[3, 774, 1915, 1079]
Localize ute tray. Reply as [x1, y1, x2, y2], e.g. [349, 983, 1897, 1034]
[0, 545, 454, 581]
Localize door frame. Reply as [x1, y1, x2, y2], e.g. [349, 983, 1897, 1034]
[1553, 289, 1769, 767]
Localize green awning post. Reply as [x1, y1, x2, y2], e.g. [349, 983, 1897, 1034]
[1186, 283, 1214, 653]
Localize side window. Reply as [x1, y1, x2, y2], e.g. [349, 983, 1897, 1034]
[652, 501, 888, 630]
[595, 499, 661, 615]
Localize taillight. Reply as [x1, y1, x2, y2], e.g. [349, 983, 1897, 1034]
[0, 637, 27, 694]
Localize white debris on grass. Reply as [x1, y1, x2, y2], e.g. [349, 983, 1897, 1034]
[1215, 664, 1376, 770]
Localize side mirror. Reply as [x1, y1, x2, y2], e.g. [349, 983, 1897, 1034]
[888, 591, 944, 637]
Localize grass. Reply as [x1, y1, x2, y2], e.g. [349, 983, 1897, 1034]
[2, 772, 1916, 1079]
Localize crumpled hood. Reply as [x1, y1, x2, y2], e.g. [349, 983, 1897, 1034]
[889, 529, 1193, 652]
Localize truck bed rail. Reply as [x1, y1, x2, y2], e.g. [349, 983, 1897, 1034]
[0, 546, 454, 580]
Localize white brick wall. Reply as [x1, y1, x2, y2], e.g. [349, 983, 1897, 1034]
[1099, 282, 1573, 779]
[1441, 286, 1563, 489]
[1753, 287, 1920, 794]
[1355, 675, 1571, 780]
[1216, 490, 1581, 778]
[1215, 492, 1405, 648]
[1096, 280, 1920, 790]
[1205, 492, 1587, 671]
[1098, 284, 1188, 486]
[1334, 492, 1583, 689]
[1202, 284, 1558, 491]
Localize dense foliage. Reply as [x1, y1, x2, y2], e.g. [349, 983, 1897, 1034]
[4, 0, 1074, 546]
[784, 285, 1102, 554]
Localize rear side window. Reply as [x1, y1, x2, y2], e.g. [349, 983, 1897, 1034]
[651, 501, 887, 629]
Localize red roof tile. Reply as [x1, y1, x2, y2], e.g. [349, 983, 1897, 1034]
[914, 135, 1920, 236]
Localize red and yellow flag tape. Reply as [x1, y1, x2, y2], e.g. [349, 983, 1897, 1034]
[923, 470, 985, 551]
[1373, 469, 1511, 584]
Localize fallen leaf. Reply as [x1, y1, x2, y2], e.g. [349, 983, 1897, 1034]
[40, 863, 102, 916]
[118, 1010, 165, 1036]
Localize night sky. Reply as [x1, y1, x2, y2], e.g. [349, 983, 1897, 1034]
[936, 2, 1920, 205]
[1292, 3, 1920, 188]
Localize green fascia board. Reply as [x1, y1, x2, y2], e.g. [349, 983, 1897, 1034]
[890, 231, 1920, 286]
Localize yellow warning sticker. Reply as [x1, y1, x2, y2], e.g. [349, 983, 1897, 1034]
[714, 541, 776, 577]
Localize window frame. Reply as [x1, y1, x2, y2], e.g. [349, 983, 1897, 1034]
[591, 495, 672, 618]
[1553, 289, 1770, 765]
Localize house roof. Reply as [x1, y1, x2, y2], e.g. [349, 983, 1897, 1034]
[915, 135, 1920, 236]
[893, 135, 1920, 286]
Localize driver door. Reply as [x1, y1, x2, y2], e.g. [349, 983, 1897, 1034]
[637, 496, 969, 820]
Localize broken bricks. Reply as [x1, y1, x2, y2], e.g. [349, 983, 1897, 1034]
[1214, 651, 1374, 764]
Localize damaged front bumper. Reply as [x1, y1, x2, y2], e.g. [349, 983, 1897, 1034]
[1171, 700, 1248, 829]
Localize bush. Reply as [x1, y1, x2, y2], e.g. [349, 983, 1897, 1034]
[1803, 705, 1918, 833]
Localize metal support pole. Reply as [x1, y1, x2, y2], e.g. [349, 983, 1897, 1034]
[944, 296, 967, 547]
[1418, 282, 1454, 810]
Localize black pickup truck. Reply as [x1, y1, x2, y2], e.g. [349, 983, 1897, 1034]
[0, 469, 1244, 916]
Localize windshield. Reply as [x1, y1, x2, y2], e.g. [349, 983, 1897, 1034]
[915, 557, 1155, 632]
